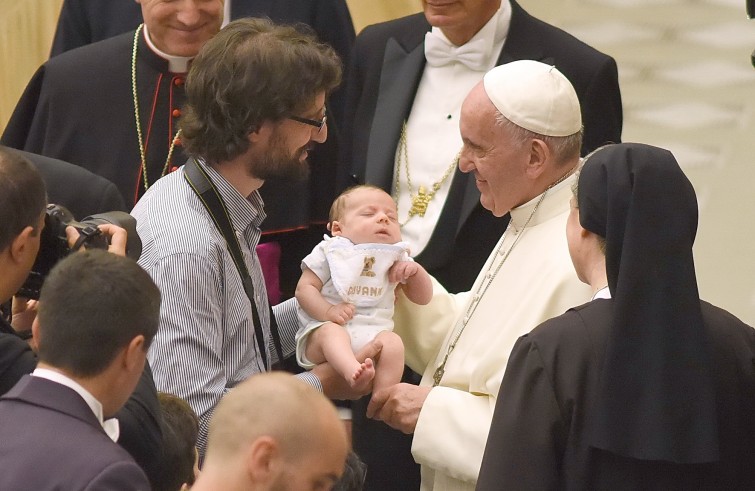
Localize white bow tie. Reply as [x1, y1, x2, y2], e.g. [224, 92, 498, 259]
[424, 31, 489, 71]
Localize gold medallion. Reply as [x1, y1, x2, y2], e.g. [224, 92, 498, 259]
[394, 122, 460, 225]
[409, 186, 433, 217]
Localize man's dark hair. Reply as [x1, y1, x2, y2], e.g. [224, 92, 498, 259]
[36, 250, 161, 377]
[0, 146, 47, 251]
[333, 451, 367, 491]
[153, 392, 200, 491]
[180, 17, 342, 163]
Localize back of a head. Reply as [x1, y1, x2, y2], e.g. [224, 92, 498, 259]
[575, 143, 718, 465]
[205, 373, 346, 463]
[180, 17, 343, 164]
[333, 451, 367, 491]
[36, 249, 161, 377]
[0, 146, 47, 252]
[576, 142, 699, 289]
[153, 392, 200, 491]
[483, 60, 583, 164]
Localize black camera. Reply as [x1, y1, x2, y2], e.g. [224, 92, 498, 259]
[16, 204, 142, 299]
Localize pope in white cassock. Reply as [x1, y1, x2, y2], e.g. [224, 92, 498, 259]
[367, 60, 594, 491]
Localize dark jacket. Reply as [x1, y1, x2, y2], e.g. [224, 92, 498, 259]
[340, 1, 623, 293]
[0, 375, 151, 490]
[477, 299, 755, 490]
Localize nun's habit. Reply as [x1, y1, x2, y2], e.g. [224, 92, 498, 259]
[476, 143, 755, 490]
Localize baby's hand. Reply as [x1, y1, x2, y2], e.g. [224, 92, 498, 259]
[326, 302, 356, 325]
[388, 260, 420, 284]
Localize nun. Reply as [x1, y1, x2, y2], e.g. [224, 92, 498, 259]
[476, 143, 755, 490]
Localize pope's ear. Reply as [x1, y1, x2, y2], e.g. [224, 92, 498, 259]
[525, 138, 549, 180]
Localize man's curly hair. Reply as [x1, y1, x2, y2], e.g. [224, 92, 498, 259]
[180, 18, 342, 163]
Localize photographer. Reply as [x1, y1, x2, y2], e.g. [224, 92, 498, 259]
[0, 146, 162, 484]
[9, 223, 128, 344]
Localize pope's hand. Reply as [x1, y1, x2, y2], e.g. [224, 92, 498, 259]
[367, 383, 431, 434]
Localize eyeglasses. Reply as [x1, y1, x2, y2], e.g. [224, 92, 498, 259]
[288, 108, 327, 133]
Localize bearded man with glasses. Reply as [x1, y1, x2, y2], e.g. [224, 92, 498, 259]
[132, 18, 381, 457]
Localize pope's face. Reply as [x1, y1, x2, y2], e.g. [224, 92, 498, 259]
[458, 83, 531, 217]
[137, 0, 224, 57]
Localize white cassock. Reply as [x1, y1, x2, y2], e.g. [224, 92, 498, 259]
[394, 174, 592, 491]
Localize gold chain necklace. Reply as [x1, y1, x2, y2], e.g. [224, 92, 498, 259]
[394, 121, 459, 226]
[132, 24, 181, 192]
[431, 167, 575, 386]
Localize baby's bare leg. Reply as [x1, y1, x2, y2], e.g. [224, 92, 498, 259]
[306, 322, 375, 390]
[371, 330, 405, 393]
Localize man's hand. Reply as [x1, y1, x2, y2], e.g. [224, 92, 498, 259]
[12, 297, 38, 350]
[11, 296, 38, 334]
[65, 223, 128, 256]
[366, 383, 431, 434]
[314, 338, 383, 400]
[325, 302, 355, 325]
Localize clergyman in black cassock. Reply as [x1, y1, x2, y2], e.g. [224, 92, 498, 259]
[3, 1, 357, 299]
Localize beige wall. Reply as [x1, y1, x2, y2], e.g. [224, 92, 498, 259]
[0, 0, 63, 131]
[347, 0, 421, 32]
[0, 0, 421, 132]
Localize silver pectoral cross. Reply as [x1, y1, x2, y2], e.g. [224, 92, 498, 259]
[432, 365, 445, 386]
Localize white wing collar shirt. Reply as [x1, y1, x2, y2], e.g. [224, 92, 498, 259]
[32, 368, 120, 442]
[396, 2, 511, 255]
[132, 158, 301, 455]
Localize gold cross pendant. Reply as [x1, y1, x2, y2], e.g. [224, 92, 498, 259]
[409, 186, 432, 217]
[432, 365, 444, 386]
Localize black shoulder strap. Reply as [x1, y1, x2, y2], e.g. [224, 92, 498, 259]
[183, 158, 284, 370]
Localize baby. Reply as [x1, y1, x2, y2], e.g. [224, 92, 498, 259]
[295, 185, 432, 393]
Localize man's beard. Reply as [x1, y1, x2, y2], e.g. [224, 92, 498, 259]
[250, 130, 311, 182]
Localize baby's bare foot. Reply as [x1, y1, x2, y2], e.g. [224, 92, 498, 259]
[350, 358, 375, 391]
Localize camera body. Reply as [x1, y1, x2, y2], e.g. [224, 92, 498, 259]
[16, 204, 142, 299]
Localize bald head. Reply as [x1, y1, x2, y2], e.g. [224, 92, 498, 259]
[199, 373, 348, 490]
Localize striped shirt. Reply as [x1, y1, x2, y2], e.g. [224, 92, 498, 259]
[132, 159, 319, 454]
